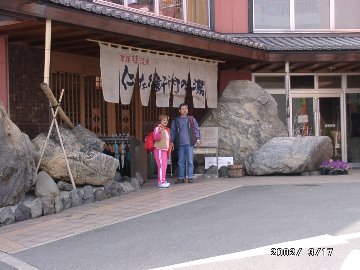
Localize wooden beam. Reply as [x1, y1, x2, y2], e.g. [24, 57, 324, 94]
[0, 0, 268, 61]
[268, 51, 360, 62]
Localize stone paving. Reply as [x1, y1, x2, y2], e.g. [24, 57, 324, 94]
[1, 170, 359, 254]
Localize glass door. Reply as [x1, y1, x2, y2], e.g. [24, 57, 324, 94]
[291, 96, 342, 160]
[292, 97, 315, 136]
[319, 97, 342, 160]
[346, 93, 360, 164]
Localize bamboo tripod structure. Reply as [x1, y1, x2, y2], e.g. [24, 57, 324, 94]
[36, 84, 76, 190]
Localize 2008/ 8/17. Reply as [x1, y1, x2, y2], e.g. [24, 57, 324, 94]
[271, 248, 334, 256]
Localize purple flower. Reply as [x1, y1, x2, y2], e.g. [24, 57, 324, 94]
[320, 159, 351, 171]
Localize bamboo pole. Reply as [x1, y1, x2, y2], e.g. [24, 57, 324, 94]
[51, 108, 76, 189]
[44, 19, 51, 85]
[36, 89, 64, 172]
[40, 82, 75, 128]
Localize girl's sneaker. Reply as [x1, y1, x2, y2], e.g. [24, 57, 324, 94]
[158, 182, 170, 188]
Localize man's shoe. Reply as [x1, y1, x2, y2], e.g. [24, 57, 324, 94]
[188, 178, 194, 183]
[175, 179, 185, 184]
[158, 182, 170, 188]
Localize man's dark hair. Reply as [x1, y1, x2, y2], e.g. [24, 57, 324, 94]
[178, 103, 188, 110]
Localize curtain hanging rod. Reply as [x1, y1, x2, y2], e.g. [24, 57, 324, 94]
[86, 38, 225, 64]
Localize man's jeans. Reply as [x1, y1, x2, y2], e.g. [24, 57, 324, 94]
[177, 144, 194, 179]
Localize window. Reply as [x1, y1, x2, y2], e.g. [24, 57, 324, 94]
[335, 0, 360, 29]
[290, 75, 314, 88]
[96, 0, 210, 26]
[253, 0, 360, 32]
[347, 75, 360, 89]
[128, 0, 155, 13]
[254, 0, 290, 30]
[160, 0, 183, 20]
[254, 76, 285, 88]
[318, 76, 341, 88]
[295, 0, 330, 30]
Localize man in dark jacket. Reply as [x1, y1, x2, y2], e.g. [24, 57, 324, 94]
[170, 103, 201, 183]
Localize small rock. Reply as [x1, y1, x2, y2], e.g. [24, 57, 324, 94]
[119, 182, 135, 194]
[218, 166, 229, 177]
[130, 178, 140, 189]
[23, 198, 43, 218]
[94, 188, 106, 201]
[70, 189, 82, 207]
[60, 191, 71, 209]
[57, 181, 73, 191]
[14, 203, 31, 222]
[134, 172, 144, 185]
[83, 186, 95, 204]
[41, 196, 55, 215]
[54, 196, 64, 213]
[36, 171, 60, 198]
[104, 181, 123, 197]
[0, 206, 15, 226]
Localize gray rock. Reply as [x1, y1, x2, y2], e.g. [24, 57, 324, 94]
[60, 191, 71, 209]
[205, 165, 217, 175]
[23, 198, 43, 218]
[35, 171, 60, 198]
[41, 196, 55, 215]
[71, 126, 105, 152]
[70, 189, 83, 207]
[201, 81, 287, 164]
[14, 203, 31, 222]
[130, 178, 140, 190]
[119, 181, 135, 194]
[134, 172, 144, 186]
[0, 103, 37, 207]
[94, 188, 107, 201]
[57, 181, 73, 191]
[0, 206, 15, 226]
[82, 186, 95, 204]
[32, 127, 118, 186]
[121, 176, 131, 182]
[54, 196, 64, 213]
[245, 136, 333, 175]
[104, 181, 123, 197]
[218, 166, 229, 177]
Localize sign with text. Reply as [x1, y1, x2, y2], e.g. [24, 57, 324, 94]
[205, 157, 233, 169]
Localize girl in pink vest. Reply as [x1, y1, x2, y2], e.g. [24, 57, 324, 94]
[153, 114, 172, 188]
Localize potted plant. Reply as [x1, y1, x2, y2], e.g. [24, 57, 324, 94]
[320, 159, 351, 175]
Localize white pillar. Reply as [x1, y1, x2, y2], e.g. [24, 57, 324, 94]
[44, 19, 51, 84]
[285, 61, 290, 136]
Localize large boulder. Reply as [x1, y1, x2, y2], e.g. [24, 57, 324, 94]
[32, 126, 119, 186]
[0, 103, 37, 207]
[245, 136, 333, 175]
[201, 80, 287, 163]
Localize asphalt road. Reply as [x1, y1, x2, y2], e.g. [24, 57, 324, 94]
[11, 182, 360, 270]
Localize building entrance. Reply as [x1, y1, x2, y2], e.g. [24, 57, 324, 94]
[291, 95, 343, 160]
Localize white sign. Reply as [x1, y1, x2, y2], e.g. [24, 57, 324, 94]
[297, 115, 308, 123]
[205, 157, 233, 169]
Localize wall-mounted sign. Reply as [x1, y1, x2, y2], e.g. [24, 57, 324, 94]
[298, 115, 308, 123]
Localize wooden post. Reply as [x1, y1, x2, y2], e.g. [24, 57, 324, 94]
[80, 74, 85, 126]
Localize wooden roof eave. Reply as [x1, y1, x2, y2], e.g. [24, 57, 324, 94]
[268, 50, 360, 63]
[0, 0, 268, 62]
